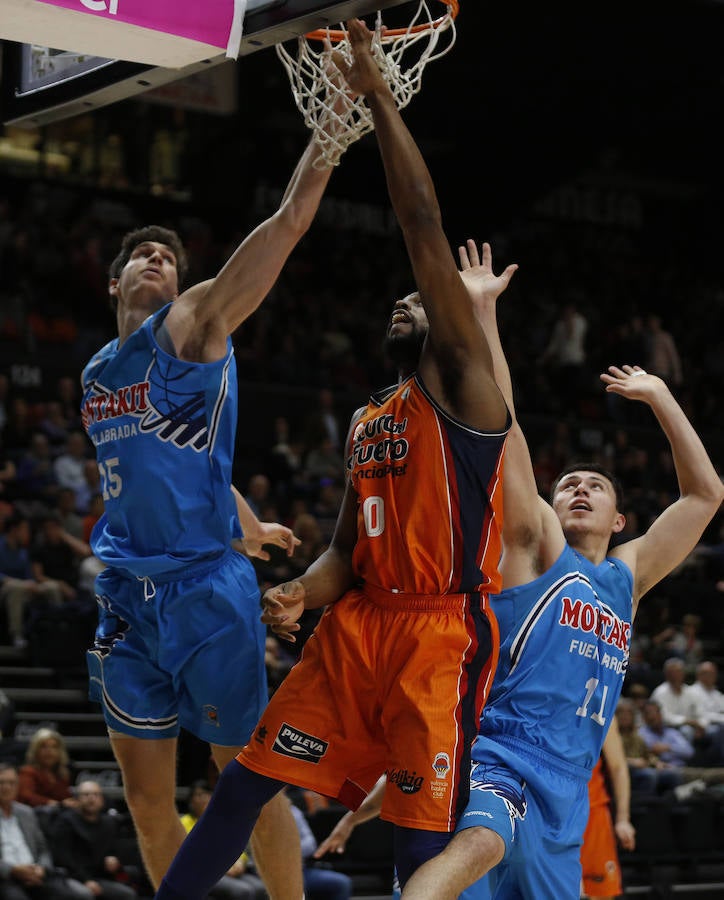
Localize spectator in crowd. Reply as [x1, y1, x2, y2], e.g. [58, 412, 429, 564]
[302, 388, 342, 453]
[665, 613, 705, 677]
[38, 402, 72, 455]
[285, 791, 353, 900]
[268, 416, 302, 493]
[689, 660, 724, 765]
[243, 474, 271, 519]
[1, 512, 56, 648]
[55, 487, 84, 541]
[615, 698, 680, 796]
[303, 437, 344, 490]
[625, 636, 655, 692]
[179, 781, 266, 900]
[0, 761, 86, 900]
[647, 597, 678, 669]
[2, 397, 35, 457]
[311, 481, 344, 543]
[626, 682, 652, 726]
[29, 512, 92, 608]
[54, 376, 82, 433]
[17, 728, 77, 810]
[264, 634, 295, 697]
[538, 300, 588, 413]
[644, 314, 683, 387]
[637, 700, 724, 790]
[287, 512, 326, 576]
[12, 432, 58, 511]
[650, 657, 705, 744]
[52, 432, 92, 507]
[50, 780, 138, 899]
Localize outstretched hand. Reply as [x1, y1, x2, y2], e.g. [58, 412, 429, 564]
[313, 814, 355, 858]
[600, 365, 667, 402]
[243, 522, 301, 562]
[331, 18, 387, 98]
[458, 240, 518, 307]
[260, 580, 306, 642]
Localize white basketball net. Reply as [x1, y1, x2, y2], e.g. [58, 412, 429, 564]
[276, 1, 458, 169]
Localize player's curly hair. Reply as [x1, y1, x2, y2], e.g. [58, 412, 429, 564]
[550, 462, 624, 511]
[108, 225, 188, 312]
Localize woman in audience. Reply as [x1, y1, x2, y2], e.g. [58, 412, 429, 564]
[17, 726, 78, 809]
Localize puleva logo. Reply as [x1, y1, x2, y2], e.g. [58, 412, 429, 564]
[80, 0, 119, 13]
[272, 724, 328, 764]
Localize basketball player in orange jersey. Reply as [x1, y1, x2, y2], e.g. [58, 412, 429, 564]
[581, 717, 636, 900]
[156, 17, 515, 899]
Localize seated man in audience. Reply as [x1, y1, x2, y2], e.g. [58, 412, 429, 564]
[0, 762, 87, 900]
[638, 701, 724, 795]
[689, 660, 724, 765]
[50, 779, 138, 899]
[651, 657, 706, 743]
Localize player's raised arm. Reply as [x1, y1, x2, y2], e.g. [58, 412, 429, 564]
[167, 135, 335, 363]
[460, 239, 565, 580]
[334, 19, 506, 432]
[603, 365, 723, 606]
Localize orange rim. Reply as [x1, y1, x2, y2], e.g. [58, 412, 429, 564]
[305, 0, 459, 43]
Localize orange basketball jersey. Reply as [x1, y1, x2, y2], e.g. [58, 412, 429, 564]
[348, 376, 508, 595]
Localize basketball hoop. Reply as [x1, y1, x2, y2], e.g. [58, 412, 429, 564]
[276, 1, 459, 168]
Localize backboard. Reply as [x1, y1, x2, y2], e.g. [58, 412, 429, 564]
[1, 0, 412, 127]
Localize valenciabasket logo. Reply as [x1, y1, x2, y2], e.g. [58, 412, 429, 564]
[272, 723, 328, 764]
[202, 705, 220, 727]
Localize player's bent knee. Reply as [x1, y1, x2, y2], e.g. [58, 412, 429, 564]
[456, 826, 505, 875]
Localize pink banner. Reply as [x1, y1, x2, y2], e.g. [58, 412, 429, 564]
[34, 0, 237, 50]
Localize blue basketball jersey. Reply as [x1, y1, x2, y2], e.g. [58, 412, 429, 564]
[81, 303, 239, 578]
[476, 544, 633, 772]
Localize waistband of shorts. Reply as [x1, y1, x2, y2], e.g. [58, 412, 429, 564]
[489, 732, 591, 782]
[364, 582, 481, 612]
[108, 549, 235, 585]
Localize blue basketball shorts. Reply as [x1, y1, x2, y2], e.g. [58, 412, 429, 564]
[456, 738, 590, 899]
[86, 550, 268, 746]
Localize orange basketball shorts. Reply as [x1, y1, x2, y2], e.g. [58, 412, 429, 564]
[238, 583, 498, 832]
[580, 802, 622, 898]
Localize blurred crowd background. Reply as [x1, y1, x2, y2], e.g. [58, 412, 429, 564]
[1, 1, 723, 893]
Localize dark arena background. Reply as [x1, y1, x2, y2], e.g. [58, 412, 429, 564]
[1, 0, 723, 897]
